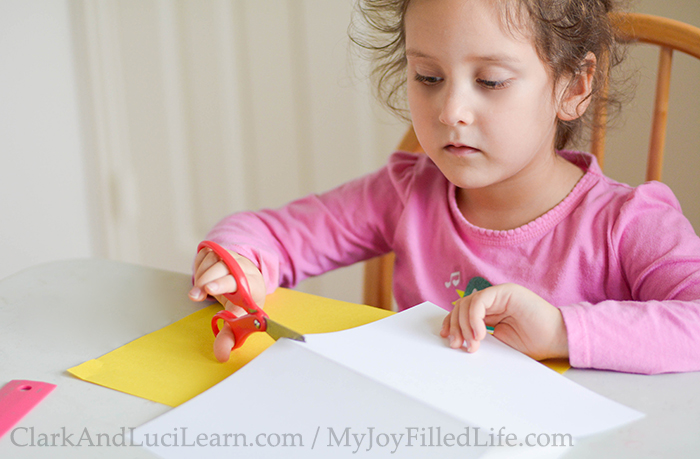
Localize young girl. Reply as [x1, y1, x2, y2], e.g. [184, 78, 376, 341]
[189, 0, 700, 374]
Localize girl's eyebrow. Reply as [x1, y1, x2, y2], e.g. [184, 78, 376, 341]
[406, 48, 520, 64]
[405, 49, 433, 59]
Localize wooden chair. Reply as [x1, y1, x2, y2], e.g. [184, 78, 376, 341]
[363, 12, 700, 311]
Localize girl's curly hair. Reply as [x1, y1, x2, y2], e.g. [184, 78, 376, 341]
[349, 0, 628, 150]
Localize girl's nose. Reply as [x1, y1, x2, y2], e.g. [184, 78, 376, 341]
[438, 87, 475, 126]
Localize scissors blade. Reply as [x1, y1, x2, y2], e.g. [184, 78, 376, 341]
[265, 318, 306, 343]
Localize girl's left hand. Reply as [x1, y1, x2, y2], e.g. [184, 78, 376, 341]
[440, 283, 569, 360]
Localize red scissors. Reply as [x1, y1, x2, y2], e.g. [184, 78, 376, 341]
[197, 240, 305, 351]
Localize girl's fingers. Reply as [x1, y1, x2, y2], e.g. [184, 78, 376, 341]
[193, 247, 210, 273]
[440, 312, 452, 337]
[194, 251, 226, 283]
[465, 298, 486, 352]
[468, 293, 489, 343]
[219, 298, 248, 317]
[189, 259, 238, 301]
[190, 249, 214, 300]
[443, 290, 495, 352]
[213, 323, 235, 363]
[188, 286, 205, 301]
[204, 274, 238, 297]
[190, 271, 239, 302]
[459, 301, 473, 341]
[441, 311, 463, 347]
[212, 302, 250, 362]
[195, 261, 238, 291]
[448, 302, 466, 349]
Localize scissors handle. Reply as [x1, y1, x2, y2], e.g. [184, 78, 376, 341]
[197, 240, 257, 313]
[211, 310, 267, 350]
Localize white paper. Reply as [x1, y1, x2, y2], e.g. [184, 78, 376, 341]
[302, 302, 644, 437]
[134, 302, 642, 458]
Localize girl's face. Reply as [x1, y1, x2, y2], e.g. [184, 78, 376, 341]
[405, 0, 563, 192]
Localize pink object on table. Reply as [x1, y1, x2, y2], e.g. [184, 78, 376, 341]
[0, 380, 56, 439]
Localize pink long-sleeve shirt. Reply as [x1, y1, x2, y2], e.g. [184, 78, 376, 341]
[206, 151, 700, 374]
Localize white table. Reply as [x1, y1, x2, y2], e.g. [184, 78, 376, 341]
[1, 260, 699, 458]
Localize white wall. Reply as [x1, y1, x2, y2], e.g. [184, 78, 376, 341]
[0, 0, 92, 280]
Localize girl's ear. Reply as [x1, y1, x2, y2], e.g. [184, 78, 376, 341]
[557, 52, 597, 121]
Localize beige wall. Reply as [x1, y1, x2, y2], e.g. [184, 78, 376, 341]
[1, 0, 699, 305]
[599, 1, 700, 231]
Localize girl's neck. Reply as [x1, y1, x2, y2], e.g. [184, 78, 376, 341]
[456, 153, 584, 231]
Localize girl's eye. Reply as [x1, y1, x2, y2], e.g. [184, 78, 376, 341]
[476, 78, 510, 89]
[414, 73, 442, 85]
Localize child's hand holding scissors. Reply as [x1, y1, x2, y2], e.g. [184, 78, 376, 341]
[189, 242, 267, 362]
[440, 283, 569, 361]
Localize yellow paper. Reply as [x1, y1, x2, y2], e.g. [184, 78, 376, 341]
[540, 358, 570, 374]
[68, 288, 393, 407]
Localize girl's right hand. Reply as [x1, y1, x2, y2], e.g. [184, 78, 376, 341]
[189, 246, 267, 362]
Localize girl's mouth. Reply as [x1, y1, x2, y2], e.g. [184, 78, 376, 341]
[445, 143, 480, 156]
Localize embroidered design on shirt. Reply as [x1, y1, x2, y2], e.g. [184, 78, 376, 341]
[465, 276, 492, 295]
[452, 276, 493, 306]
[445, 271, 461, 288]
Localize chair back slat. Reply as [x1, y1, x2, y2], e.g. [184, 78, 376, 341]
[396, 126, 422, 153]
[613, 13, 700, 60]
[646, 46, 674, 182]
